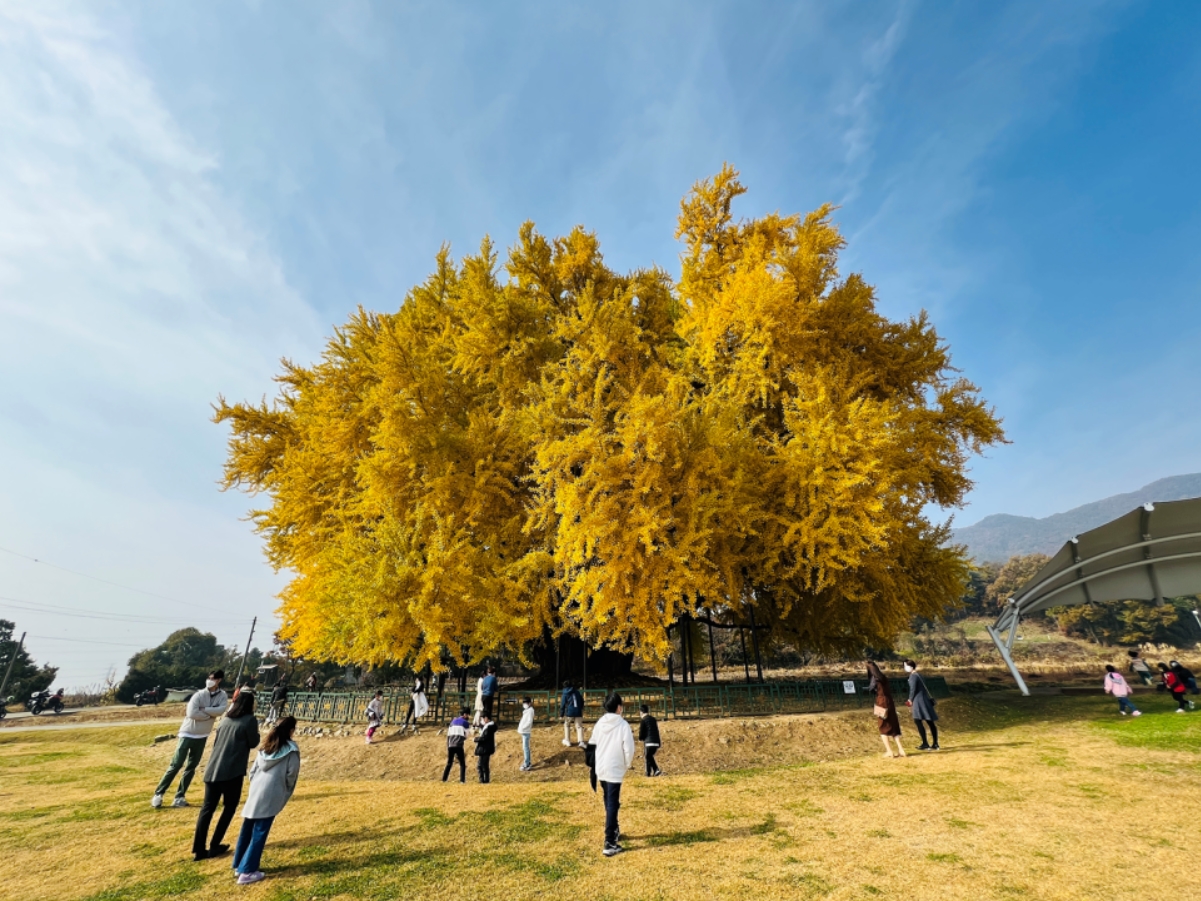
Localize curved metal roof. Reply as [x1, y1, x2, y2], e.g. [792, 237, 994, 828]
[988, 496, 1201, 694]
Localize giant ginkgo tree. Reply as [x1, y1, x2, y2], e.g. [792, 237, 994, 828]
[215, 166, 1004, 676]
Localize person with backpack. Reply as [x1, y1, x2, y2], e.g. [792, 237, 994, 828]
[517, 696, 535, 772]
[480, 667, 499, 721]
[365, 690, 385, 744]
[560, 680, 585, 748]
[1103, 665, 1141, 716]
[1159, 662, 1191, 712]
[904, 660, 940, 750]
[474, 711, 496, 783]
[1169, 660, 1198, 695]
[192, 690, 259, 861]
[589, 692, 635, 857]
[637, 704, 662, 776]
[398, 673, 428, 735]
[152, 669, 228, 809]
[442, 708, 470, 783]
[231, 716, 301, 885]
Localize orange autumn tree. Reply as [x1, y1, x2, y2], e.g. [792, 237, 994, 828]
[215, 166, 1004, 674]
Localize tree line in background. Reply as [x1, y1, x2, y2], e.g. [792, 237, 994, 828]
[114, 628, 279, 702]
[0, 619, 58, 699]
[214, 166, 1004, 678]
[955, 553, 1200, 647]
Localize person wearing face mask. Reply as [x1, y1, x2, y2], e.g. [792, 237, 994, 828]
[517, 696, 536, 772]
[152, 670, 229, 809]
[903, 660, 940, 750]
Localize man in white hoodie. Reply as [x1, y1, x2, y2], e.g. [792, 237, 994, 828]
[151, 669, 228, 808]
[590, 692, 635, 857]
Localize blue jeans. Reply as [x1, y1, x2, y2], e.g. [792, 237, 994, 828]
[233, 816, 275, 874]
[1117, 696, 1138, 714]
[521, 733, 531, 767]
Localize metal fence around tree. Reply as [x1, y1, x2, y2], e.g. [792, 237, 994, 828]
[283, 677, 950, 726]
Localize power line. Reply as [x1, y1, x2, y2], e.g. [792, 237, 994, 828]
[0, 596, 253, 626]
[0, 545, 256, 618]
[28, 635, 146, 648]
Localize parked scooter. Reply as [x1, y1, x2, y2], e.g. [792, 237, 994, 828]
[134, 686, 164, 707]
[28, 689, 65, 715]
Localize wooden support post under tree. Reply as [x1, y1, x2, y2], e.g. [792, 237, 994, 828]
[748, 606, 764, 682]
[707, 617, 718, 683]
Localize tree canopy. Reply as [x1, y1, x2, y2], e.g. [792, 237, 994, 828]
[116, 628, 265, 701]
[0, 620, 58, 698]
[216, 166, 1004, 672]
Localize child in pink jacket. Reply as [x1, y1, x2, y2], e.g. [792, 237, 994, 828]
[1104, 665, 1140, 716]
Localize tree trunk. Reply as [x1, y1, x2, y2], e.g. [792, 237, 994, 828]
[527, 631, 634, 689]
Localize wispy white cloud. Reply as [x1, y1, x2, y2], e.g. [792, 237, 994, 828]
[0, 3, 323, 686]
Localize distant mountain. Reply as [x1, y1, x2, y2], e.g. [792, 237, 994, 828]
[953, 474, 1201, 563]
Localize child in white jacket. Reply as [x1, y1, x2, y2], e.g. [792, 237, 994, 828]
[517, 696, 536, 771]
[590, 692, 635, 857]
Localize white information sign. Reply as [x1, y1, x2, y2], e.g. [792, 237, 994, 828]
[842, 680, 856, 694]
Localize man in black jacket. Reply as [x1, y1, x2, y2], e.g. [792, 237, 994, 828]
[474, 712, 496, 783]
[638, 704, 662, 777]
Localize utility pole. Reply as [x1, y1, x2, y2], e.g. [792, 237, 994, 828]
[0, 631, 25, 699]
[234, 617, 257, 688]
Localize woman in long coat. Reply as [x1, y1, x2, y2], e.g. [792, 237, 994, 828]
[193, 690, 259, 860]
[904, 659, 940, 750]
[472, 674, 485, 728]
[866, 661, 905, 758]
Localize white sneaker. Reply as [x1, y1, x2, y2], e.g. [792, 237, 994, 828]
[562, 739, 571, 747]
[1132, 710, 1142, 717]
[1175, 708, 1186, 714]
[172, 797, 189, 807]
[150, 794, 163, 809]
[1120, 711, 1127, 715]
[578, 741, 587, 748]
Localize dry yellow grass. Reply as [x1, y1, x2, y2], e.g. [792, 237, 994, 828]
[1, 693, 1198, 901]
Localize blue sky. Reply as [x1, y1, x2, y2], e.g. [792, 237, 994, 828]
[2, 1, 1199, 687]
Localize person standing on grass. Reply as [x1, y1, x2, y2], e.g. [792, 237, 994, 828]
[904, 660, 940, 750]
[517, 696, 535, 772]
[1128, 650, 1154, 686]
[267, 678, 288, 725]
[365, 690, 385, 744]
[443, 708, 470, 783]
[472, 673, 485, 728]
[481, 667, 499, 721]
[866, 661, 905, 758]
[561, 680, 586, 748]
[193, 690, 259, 861]
[638, 704, 662, 776]
[399, 672, 428, 735]
[591, 692, 635, 857]
[474, 711, 496, 783]
[231, 716, 301, 886]
[1103, 665, 1141, 717]
[152, 669, 228, 809]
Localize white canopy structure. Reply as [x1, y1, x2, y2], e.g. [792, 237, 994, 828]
[988, 497, 1201, 694]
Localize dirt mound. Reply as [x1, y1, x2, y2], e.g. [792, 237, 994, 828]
[297, 707, 887, 783]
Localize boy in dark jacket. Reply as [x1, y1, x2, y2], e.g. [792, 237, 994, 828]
[561, 681, 585, 747]
[474, 712, 496, 783]
[443, 708, 470, 783]
[638, 704, 662, 777]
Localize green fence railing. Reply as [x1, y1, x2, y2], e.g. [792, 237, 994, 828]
[283, 677, 948, 727]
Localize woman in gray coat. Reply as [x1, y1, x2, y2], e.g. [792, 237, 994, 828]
[192, 691, 259, 860]
[904, 660, 940, 750]
[232, 715, 301, 885]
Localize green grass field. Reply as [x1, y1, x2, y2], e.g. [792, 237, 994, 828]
[1, 692, 1198, 901]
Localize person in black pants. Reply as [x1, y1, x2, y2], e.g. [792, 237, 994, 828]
[442, 709, 470, 783]
[480, 667, 498, 720]
[193, 691, 259, 861]
[474, 712, 496, 783]
[638, 704, 663, 776]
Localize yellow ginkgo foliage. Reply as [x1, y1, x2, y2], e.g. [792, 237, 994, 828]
[215, 166, 1004, 672]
